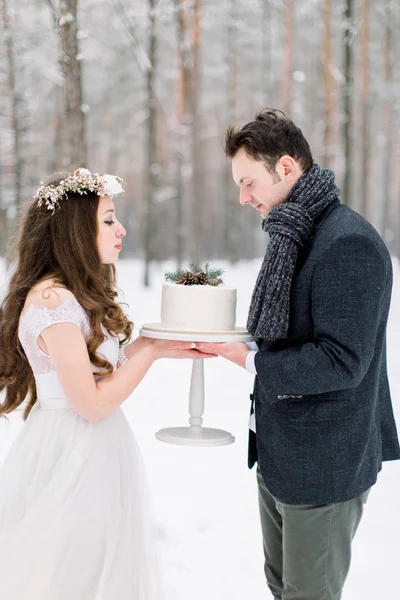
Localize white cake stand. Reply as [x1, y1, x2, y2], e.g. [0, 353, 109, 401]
[139, 323, 255, 447]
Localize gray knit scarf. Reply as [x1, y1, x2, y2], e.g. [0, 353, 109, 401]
[247, 163, 341, 340]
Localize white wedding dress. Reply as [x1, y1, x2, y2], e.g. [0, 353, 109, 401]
[0, 295, 163, 599]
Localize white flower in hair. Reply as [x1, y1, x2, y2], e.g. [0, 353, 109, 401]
[34, 167, 124, 213]
[101, 174, 124, 197]
[74, 168, 92, 178]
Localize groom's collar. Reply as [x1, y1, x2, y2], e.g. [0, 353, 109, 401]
[313, 197, 340, 233]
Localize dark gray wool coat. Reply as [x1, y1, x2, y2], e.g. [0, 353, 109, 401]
[248, 199, 400, 505]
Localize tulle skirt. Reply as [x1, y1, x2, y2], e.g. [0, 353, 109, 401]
[0, 402, 164, 599]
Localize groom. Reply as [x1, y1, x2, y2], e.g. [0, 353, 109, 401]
[196, 109, 400, 600]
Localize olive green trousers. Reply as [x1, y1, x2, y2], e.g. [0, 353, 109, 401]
[257, 467, 371, 600]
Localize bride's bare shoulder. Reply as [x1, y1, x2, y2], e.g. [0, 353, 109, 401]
[23, 280, 75, 312]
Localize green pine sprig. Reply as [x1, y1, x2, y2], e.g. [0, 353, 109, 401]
[164, 267, 186, 283]
[202, 262, 225, 281]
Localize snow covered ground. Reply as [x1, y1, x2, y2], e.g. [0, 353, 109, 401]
[1, 257, 399, 599]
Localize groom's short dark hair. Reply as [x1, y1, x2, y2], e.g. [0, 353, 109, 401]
[225, 108, 314, 174]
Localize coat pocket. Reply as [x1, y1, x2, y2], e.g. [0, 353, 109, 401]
[284, 396, 365, 422]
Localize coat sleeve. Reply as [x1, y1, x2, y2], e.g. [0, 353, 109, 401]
[254, 233, 392, 400]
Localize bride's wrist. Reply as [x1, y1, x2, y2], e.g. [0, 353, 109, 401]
[122, 337, 151, 361]
[142, 342, 158, 364]
[118, 341, 136, 361]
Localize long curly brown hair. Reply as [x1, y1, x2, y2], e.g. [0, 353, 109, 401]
[0, 173, 133, 420]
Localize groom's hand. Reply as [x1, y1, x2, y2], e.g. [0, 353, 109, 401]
[195, 342, 250, 368]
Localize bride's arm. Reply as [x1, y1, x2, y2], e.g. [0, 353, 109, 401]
[40, 325, 211, 424]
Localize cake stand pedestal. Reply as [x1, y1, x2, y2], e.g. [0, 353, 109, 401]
[139, 324, 255, 447]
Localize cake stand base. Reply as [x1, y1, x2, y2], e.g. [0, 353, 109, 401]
[155, 426, 235, 447]
[140, 323, 255, 447]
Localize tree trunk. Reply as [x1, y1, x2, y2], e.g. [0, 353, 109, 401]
[1, 0, 23, 268]
[189, 0, 202, 265]
[58, 0, 87, 169]
[381, 5, 393, 247]
[0, 209, 7, 257]
[174, 62, 184, 268]
[360, 0, 370, 219]
[261, 0, 272, 105]
[174, 0, 190, 269]
[143, 0, 157, 287]
[174, 0, 201, 267]
[342, 0, 354, 207]
[2, 0, 23, 211]
[323, 0, 334, 169]
[281, 0, 294, 116]
[48, 85, 64, 173]
[223, 0, 240, 263]
[46, 0, 64, 173]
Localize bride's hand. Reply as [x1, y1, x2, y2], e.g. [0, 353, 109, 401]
[147, 339, 217, 361]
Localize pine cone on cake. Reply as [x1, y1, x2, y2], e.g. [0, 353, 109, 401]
[176, 271, 209, 286]
[164, 263, 224, 286]
[206, 277, 223, 286]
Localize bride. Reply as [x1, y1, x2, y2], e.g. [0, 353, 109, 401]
[0, 168, 213, 599]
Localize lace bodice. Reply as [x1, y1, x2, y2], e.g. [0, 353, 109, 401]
[18, 295, 119, 408]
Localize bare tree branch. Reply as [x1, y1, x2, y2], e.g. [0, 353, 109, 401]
[44, 0, 59, 28]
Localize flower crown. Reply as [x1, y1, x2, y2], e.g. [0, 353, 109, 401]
[34, 168, 124, 213]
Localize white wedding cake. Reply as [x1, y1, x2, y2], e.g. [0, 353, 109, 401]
[161, 282, 237, 332]
[161, 263, 236, 333]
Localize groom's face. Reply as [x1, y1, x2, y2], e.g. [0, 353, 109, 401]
[231, 148, 291, 218]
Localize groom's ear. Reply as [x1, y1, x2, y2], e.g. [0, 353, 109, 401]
[277, 155, 298, 183]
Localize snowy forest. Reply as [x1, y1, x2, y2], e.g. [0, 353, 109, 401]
[0, 0, 399, 284]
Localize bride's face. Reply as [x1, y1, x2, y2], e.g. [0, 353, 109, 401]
[97, 195, 126, 264]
